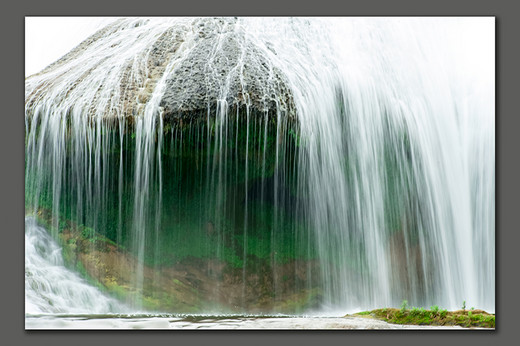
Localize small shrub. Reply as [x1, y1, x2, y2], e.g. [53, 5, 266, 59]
[81, 227, 94, 239]
[400, 300, 408, 313]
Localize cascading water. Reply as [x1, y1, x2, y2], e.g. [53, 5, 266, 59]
[25, 217, 125, 314]
[25, 17, 494, 315]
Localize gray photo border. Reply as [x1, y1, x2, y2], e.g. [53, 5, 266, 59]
[5, 0, 517, 345]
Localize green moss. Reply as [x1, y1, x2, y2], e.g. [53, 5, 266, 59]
[353, 307, 495, 329]
[25, 112, 323, 311]
[25, 112, 310, 270]
[104, 278, 131, 302]
[356, 311, 371, 316]
[274, 288, 322, 313]
[140, 294, 163, 311]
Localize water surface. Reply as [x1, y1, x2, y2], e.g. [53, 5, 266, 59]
[25, 313, 470, 330]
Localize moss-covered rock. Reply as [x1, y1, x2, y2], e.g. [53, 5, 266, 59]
[350, 307, 495, 329]
[29, 206, 322, 313]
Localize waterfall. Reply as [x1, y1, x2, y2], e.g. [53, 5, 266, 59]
[25, 17, 494, 313]
[25, 217, 125, 314]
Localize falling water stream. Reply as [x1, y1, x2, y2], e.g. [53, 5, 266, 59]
[25, 17, 494, 325]
[25, 217, 125, 315]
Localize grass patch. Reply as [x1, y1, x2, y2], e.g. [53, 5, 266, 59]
[352, 306, 495, 329]
[356, 311, 372, 316]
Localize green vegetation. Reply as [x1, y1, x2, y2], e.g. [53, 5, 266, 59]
[273, 288, 322, 313]
[27, 204, 318, 313]
[25, 114, 309, 273]
[352, 302, 495, 329]
[400, 299, 408, 312]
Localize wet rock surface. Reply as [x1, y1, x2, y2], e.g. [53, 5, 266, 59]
[25, 18, 296, 123]
[159, 18, 294, 120]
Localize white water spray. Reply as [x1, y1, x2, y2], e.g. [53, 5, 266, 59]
[25, 217, 125, 314]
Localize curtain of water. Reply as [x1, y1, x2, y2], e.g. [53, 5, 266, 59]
[246, 18, 494, 312]
[25, 17, 494, 313]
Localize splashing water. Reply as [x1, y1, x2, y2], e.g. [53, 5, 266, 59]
[25, 17, 494, 314]
[25, 217, 126, 314]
